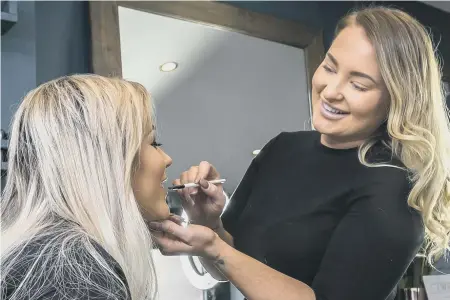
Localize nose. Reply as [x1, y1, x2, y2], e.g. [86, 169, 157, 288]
[322, 78, 344, 102]
[161, 149, 173, 168]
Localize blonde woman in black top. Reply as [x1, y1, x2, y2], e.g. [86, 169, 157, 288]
[150, 7, 450, 300]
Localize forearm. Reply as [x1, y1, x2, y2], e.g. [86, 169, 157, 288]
[199, 220, 234, 281]
[212, 239, 316, 300]
[199, 257, 228, 281]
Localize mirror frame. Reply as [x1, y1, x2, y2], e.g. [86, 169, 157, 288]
[89, 1, 325, 128]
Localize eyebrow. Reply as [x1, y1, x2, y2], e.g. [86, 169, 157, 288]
[327, 53, 377, 85]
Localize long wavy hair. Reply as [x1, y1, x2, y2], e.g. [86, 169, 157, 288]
[336, 7, 450, 264]
[1, 74, 158, 299]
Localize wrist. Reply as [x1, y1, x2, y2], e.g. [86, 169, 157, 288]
[209, 218, 224, 232]
[207, 233, 229, 263]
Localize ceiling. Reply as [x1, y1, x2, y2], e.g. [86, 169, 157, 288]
[118, 6, 229, 102]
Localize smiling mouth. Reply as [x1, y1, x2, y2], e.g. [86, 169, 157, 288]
[322, 101, 349, 114]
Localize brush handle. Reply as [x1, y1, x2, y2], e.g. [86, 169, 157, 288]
[168, 179, 226, 190]
[183, 179, 226, 188]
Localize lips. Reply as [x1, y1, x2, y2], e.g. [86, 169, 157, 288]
[322, 101, 348, 114]
[161, 177, 168, 188]
[319, 100, 349, 120]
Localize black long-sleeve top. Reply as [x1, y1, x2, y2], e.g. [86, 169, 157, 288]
[222, 130, 424, 300]
[2, 235, 130, 300]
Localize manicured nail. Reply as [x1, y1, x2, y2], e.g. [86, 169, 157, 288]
[186, 194, 195, 206]
[169, 214, 185, 223]
[147, 222, 161, 230]
[190, 187, 198, 195]
[199, 179, 209, 189]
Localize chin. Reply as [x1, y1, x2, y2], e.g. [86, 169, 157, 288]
[160, 204, 171, 219]
[153, 203, 171, 221]
[312, 112, 331, 134]
[141, 197, 171, 222]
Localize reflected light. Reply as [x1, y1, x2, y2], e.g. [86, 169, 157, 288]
[252, 149, 261, 156]
[159, 62, 178, 72]
[180, 192, 231, 289]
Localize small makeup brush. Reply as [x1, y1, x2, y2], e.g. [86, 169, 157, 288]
[168, 179, 226, 191]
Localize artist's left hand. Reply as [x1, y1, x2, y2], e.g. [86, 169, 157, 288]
[148, 215, 226, 260]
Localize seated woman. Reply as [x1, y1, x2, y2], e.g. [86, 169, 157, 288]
[1, 75, 172, 300]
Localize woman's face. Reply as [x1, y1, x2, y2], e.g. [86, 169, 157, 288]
[132, 131, 173, 221]
[311, 25, 389, 148]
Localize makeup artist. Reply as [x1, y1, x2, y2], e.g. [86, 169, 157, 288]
[150, 7, 450, 300]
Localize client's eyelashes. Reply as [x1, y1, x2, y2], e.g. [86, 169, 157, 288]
[151, 141, 163, 148]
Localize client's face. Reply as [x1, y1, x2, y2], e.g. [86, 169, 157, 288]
[132, 132, 173, 221]
[311, 25, 389, 148]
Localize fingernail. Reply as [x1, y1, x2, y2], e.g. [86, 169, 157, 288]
[200, 179, 209, 189]
[147, 222, 161, 230]
[190, 188, 198, 195]
[186, 194, 195, 206]
[169, 214, 185, 222]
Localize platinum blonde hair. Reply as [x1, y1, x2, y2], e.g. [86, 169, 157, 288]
[337, 7, 450, 264]
[1, 74, 157, 299]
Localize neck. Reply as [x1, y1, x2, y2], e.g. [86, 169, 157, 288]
[320, 134, 365, 150]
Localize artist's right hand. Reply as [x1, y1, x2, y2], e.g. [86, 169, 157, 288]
[173, 161, 226, 229]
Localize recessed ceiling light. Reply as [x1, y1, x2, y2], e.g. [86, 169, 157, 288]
[159, 62, 178, 72]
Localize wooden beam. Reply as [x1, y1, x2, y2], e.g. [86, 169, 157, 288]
[89, 1, 122, 77]
[117, 1, 318, 49]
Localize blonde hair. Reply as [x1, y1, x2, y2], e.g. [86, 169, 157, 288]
[336, 7, 450, 265]
[1, 74, 157, 299]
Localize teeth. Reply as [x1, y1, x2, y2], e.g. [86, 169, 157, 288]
[161, 178, 167, 188]
[324, 103, 345, 114]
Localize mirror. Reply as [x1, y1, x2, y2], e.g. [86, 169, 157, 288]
[90, 2, 324, 299]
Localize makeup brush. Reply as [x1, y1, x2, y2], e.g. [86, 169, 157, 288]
[168, 179, 226, 191]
